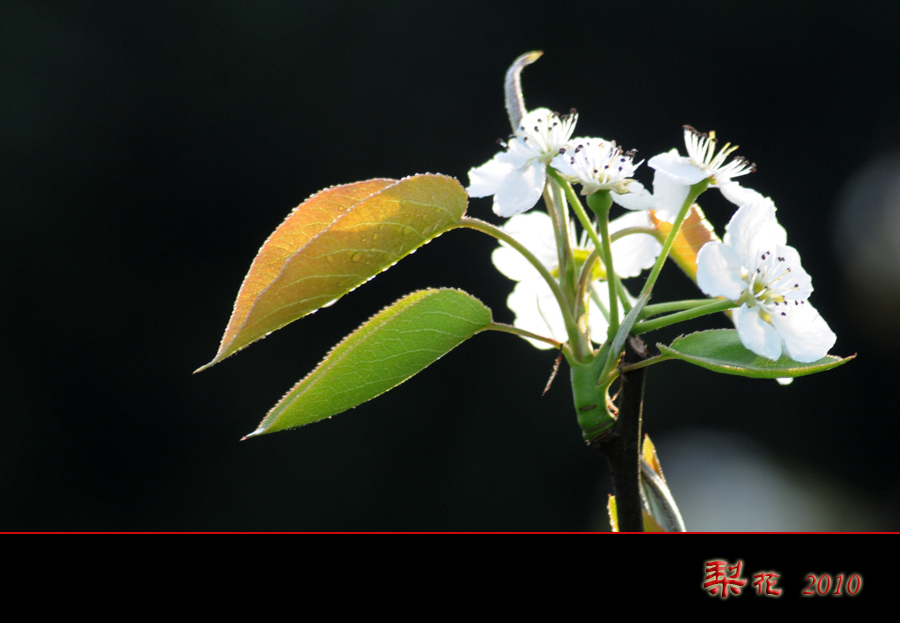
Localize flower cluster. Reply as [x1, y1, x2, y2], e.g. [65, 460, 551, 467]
[468, 99, 836, 365]
[468, 108, 650, 217]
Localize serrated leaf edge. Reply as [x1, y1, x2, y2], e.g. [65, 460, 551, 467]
[243, 287, 491, 438]
[658, 329, 855, 378]
[198, 174, 467, 371]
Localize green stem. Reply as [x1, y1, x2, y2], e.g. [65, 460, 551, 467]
[639, 180, 709, 299]
[459, 217, 589, 363]
[485, 322, 575, 361]
[545, 179, 576, 302]
[577, 250, 600, 308]
[631, 298, 737, 335]
[548, 170, 606, 263]
[570, 345, 615, 440]
[619, 354, 675, 373]
[548, 171, 621, 339]
[615, 278, 634, 315]
[586, 192, 619, 339]
[641, 298, 722, 319]
[611, 226, 664, 244]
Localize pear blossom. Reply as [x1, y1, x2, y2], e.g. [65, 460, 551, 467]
[468, 108, 578, 217]
[550, 138, 656, 211]
[493, 211, 661, 349]
[648, 126, 756, 216]
[696, 201, 836, 362]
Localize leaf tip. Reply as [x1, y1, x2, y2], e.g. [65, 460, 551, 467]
[241, 426, 267, 441]
[193, 355, 221, 374]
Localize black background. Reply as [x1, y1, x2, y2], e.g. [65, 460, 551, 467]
[2, 1, 898, 538]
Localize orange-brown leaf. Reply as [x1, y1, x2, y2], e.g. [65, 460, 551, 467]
[650, 205, 719, 282]
[198, 174, 468, 371]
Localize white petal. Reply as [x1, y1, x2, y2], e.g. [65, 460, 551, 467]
[503, 212, 559, 265]
[726, 202, 787, 261]
[518, 107, 556, 128]
[507, 279, 564, 349]
[650, 169, 692, 217]
[493, 160, 546, 217]
[770, 302, 836, 363]
[549, 152, 578, 179]
[696, 242, 745, 300]
[491, 212, 558, 281]
[611, 180, 656, 211]
[648, 149, 708, 185]
[734, 305, 783, 361]
[717, 180, 770, 208]
[608, 211, 662, 278]
[506, 135, 541, 161]
[492, 246, 535, 282]
[467, 152, 516, 198]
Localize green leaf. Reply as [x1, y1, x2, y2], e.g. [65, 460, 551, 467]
[197, 174, 468, 372]
[594, 292, 649, 389]
[658, 329, 854, 378]
[244, 289, 492, 438]
[610, 293, 649, 368]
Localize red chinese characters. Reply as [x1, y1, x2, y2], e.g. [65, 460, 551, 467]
[703, 560, 747, 598]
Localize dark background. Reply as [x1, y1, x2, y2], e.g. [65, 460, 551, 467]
[2, 1, 898, 531]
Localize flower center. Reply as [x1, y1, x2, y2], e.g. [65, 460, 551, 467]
[550, 248, 607, 281]
[519, 109, 578, 162]
[740, 250, 805, 323]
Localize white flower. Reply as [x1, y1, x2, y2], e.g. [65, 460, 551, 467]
[696, 201, 836, 362]
[468, 108, 578, 217]
[648, 126, 756, 216]
[550, 137, 656, 211]
[493, 211, 661, 349]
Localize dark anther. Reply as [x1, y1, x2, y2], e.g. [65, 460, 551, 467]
[736, 156, 757, 172]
